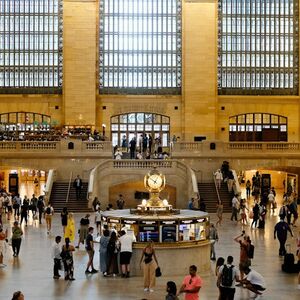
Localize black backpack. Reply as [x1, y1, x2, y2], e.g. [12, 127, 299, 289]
[248, 244, 255, 259]
[221, 265, 234, 287]
[46, 207, 51, 214]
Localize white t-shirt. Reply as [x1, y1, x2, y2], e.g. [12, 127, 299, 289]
[246, 269, 266, 288]
[218, 264, 239, 288]
[95, 211, 101, 222]
[232, 197, 239, 208]
[119, 234, 136, 253]
[268, 193, 275, 202]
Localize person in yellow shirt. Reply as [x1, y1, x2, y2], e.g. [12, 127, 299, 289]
[64, 213, 75, 242]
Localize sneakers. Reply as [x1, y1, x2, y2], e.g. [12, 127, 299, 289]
[149, 289, 154, 293]
[53, 276, 60, 279]
[75, 246, 79, 249]
[69, 277, 76, 281]
[91, 269, 98, 274]
[0, 263, 6, 268]
[85, 270, 91, 274]
[143, 288, 149, 292]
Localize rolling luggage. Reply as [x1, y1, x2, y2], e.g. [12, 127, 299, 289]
[282, 244, 298, 273]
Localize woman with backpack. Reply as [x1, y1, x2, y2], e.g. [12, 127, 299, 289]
[61, 237, 75, 281]
[107, 231, 120, 276]
[44, 203, 54, 234]
[234, 232, 250, 280]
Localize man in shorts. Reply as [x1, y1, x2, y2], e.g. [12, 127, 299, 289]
[119, 230, 136, 278]
[240, 264, 266, 297]
[85, 227, 98, 274]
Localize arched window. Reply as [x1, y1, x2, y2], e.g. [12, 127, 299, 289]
[0, 112, 51, 132]
[229, 113, 287, 142]
[111, 112, 170, 148]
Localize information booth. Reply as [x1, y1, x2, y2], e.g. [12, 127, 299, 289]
[101, 209, 211, 276]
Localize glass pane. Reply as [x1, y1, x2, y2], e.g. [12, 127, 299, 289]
[153, 115, 161, 123]
[137, 125, 144, 131]
[145, 114, 153, 123]
[271, 115, 279, 124]
[120, 115, 127, 123]
[254, 114, 262, 124]
[162, 125, 169, 131]
[120, 124, 127, 131]
[0, 114, 8, 123]
[9, 113, 17, 123]
[246, 114, 253, 124]
[162, 116, 169, 123]
[154, 125, 161, 131]
[128, 124, 135, 131]
[111, 124, 119, 131]
[112, 133, 119, 146]
[162, 133, 168, 147]
[128, 113, 136, 123]
[280, 116, 287, 124]
[254, 125, 262, 131]
[111, 116, 119, 123]
[229, 116, 237, 124]
[137, 113, 144, 123]
[263, 114, 270, 124]
[145, 124, 152, 131]
[237, 115, 245, 123]
[229, 125, 237, 131]
[280, 125, 287, 132]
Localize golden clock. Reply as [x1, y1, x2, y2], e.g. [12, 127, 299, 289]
[144, 168, 165, 193]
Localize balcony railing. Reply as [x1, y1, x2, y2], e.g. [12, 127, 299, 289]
[1, 140, 300, 158]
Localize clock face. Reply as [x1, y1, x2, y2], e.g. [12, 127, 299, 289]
[147, 174, 163, 190]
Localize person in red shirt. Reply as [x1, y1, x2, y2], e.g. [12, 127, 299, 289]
[179, 265, 203, 300]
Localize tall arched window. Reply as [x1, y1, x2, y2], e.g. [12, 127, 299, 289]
[99, 0, 182, 95]
[229, 113, 287, 142]
[111, 112, 170, 148]
[218, 0, 299, 95]
[0, 0, 63, 94]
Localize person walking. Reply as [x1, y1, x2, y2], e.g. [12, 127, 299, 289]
[20, 200, 29, 227]
[129, 137, 137, 159]
[274, 218, 293, 256]
[64, 213, 75, 242]
[119, 229, 136, 278]
[217, 255, 240, 300]
[246, 180, 251, 199]
[251, 202, 260, 228]
[30, 194, 38, 218]
[85, 227, 98, 274]
[94, 207, 102, 236]
[209, 223, 219, 260]
[140, 241, 159, 292]
[214, 169, 223, 189]
[99, 228, 110, 276]
[0, 226, 8, 267]
[11, 221, 23, 257]
[60, 207, 68, 234]
[76, 214, 90, 248]
[178, 265, 203, 300]
[44, 203, 54, 234]
[231, 195, 239, 222]
[73, 175, 83, 200]
[216, 201, 224, 226]
[37, 196, 45, 224]
[52, 236, 62, 279]
[12, 194, 21, 220]
[116, 194, 125, 209]
[61, 237, 75, 281]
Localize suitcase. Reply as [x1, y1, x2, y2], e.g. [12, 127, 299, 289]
[282, 244, 298, 273]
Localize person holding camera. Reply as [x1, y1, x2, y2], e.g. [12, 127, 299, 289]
[234, 231, 250, 280]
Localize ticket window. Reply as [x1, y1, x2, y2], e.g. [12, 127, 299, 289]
[138, 225, 159, 242]
[121, 221, 139, 239]
[160, 224, 177, 242]
[179, 221, 207, 241]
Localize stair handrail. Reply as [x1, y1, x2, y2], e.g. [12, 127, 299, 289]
[213, 171, 222, 204]
[44, 169, 56, 204]
[66, 171, 73, 203]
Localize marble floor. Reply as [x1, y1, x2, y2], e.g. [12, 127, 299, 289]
[0, 205, 299, 300]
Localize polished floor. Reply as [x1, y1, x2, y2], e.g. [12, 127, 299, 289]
[0, 201, 299, 299]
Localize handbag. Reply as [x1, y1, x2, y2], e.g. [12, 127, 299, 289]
[155, 266, 162, 277]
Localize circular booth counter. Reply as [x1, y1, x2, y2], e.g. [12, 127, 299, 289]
[101, 209, 211, 276]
